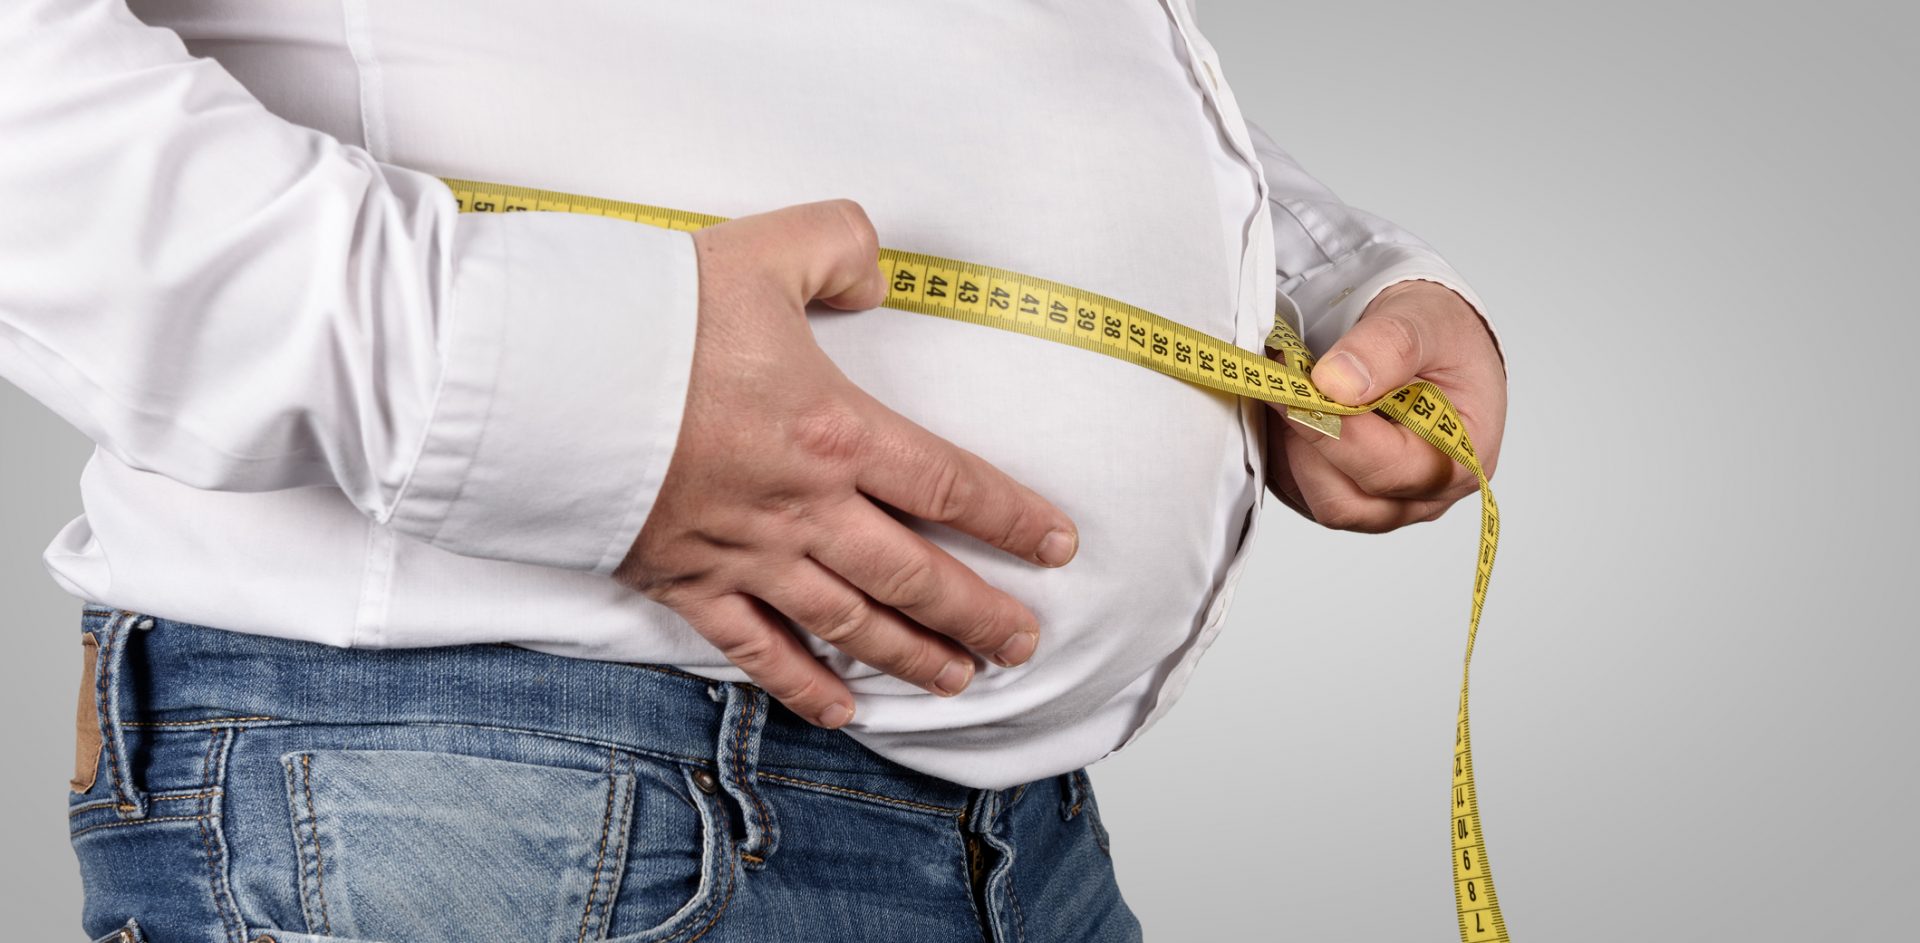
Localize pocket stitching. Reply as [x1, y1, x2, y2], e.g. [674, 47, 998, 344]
[754, 771, 964, 817]
[577, 751, 639, 942]
[576, 753, 622, 941]
[273, 747, 715, 942]
[285, 752, 336, 936]
[198, 727, 246, 942]
[70, 814, 207, 840]
[640, 766, 739, 943]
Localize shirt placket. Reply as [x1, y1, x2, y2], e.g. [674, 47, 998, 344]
[1112, 1, 1279, 752]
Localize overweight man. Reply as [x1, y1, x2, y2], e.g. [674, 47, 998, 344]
[1, 1, 1506, 940]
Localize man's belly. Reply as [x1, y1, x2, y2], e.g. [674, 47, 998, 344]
[126, 0, 1268, 777]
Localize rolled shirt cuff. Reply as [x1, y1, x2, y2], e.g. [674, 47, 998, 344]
[1281, 241, 1500, 368]
[384, 208, 700, 576]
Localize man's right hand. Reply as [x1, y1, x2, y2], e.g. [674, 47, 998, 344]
[613, 200, 1079, 730]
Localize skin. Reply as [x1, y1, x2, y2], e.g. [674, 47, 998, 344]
[614, 200, 1078, 730]
[1267, 279, 1508, 530]
[617, 199, 1510, 730]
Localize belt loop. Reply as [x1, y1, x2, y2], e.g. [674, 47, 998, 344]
[715, 682, 778, 868]
[92, 610, 154, 819]
[1061, 768, 1089, 821]
[965, 786, 1002, 835]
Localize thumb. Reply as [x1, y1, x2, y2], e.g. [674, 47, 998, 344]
[765, 199, 887, 311]
[1309, 302, 1433, 407]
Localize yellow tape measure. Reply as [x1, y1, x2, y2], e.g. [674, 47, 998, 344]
[446, 177, 1510, 941]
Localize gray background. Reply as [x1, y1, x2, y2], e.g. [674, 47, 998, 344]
[4, 0, 1914, 938]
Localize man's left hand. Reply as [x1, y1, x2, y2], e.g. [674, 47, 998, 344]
[1266, 279, 1507, 532]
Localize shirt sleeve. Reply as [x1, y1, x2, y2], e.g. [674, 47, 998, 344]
[1245, 119, 1503, 369]
[0, 0, 700, 576]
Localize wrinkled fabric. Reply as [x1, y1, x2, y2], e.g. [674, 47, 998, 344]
[70, 607, 1140, 943]
[4, 0, 1487, 789]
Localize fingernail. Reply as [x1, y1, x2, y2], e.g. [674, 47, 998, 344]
[932, 660, 973, 696]
[820, 702, 854, 729]
[992, 631, 1038, 668]
[1037, 529, 1078, 566]
[1315, 351, 1371, 404]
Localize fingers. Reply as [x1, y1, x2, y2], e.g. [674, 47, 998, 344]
[1278, 419, 1455, 532]
[746, 557, 977, 699]
[678, 592, 856, 729]
[809, 497, 1041, 669]
[1273, 280, 1504, 535]
[1310, 281, 1477, 406]
[737, 199, 887, 311]
[1310, 309, 1428, 406]
[1263, 415, 1315, 522]
[852, 397, 1079, 569]
[1288, 406, 1475, 502]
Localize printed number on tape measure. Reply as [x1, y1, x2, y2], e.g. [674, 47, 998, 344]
[447, 177, 1511, 942]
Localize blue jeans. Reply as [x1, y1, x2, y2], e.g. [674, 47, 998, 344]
[68, 607, 1142, 943]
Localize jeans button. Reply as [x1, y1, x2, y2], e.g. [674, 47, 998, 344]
[692, 768, 720, 794]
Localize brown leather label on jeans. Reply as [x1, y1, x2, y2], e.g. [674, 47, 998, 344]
[72, 633, 101, 793]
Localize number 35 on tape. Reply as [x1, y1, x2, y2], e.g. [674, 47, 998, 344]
[447, 176, 1513, 943]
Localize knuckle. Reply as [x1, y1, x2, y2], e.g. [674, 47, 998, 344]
[921, 459, 974, 523]
[768, 673, 825, 711]
[1311, 498, 1358, 530]
[637, 573, 701, 609]
[892, 640, 950, 684]
[1372, 312, 1425, 369]
[1356, 457, 1444, 499]
[812, 595, 873, 646]
[1348, 459, 1403, 497]
[993, 500, 1038, 554]
[716, 632, 781, 674]
[790, 404, 869, 464]
[952, 605, 1013, 649]
[875, 553, 942, 609]
[1315, 497, 1383, 533]
[824, 199, 879, 261]
[1446, 475, 1480, 503]
[753, 489, 814, 527]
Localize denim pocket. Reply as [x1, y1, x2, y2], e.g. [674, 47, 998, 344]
[267, 745, 730, 943]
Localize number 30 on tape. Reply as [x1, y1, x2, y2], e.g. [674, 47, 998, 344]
[446, 177, 1512, 942]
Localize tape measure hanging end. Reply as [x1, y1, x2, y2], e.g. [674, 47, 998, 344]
[447, 176, 1512, 942]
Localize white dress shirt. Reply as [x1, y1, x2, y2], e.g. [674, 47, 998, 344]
[0, 0, 1491, 789]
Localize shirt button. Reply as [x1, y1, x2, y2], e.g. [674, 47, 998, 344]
[692, 769, 720, 794]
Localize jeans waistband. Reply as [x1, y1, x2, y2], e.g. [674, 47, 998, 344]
[78, 605, 985, 856]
